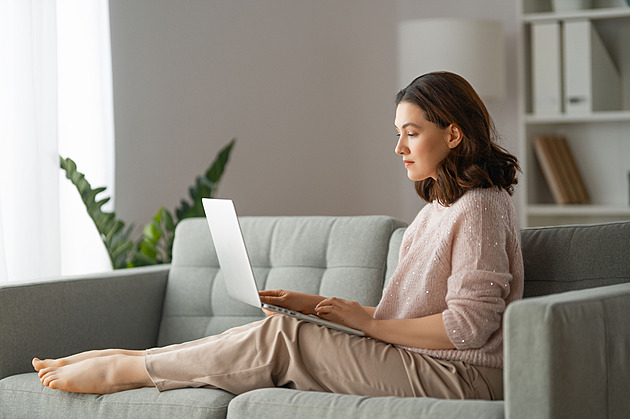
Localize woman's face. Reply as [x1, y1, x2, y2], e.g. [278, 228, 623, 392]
[394, 101, 457, 181]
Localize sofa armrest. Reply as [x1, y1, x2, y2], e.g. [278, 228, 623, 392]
[0, 265, 169, 380]
[504, 282, 630, 419]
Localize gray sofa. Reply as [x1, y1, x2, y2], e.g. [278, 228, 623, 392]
[1, 216, 629, 419]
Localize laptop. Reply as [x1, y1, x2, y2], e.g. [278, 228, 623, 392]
[202, 198, 364, 336]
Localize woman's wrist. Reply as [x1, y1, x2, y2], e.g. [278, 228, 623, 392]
[291, 292, 326, 314]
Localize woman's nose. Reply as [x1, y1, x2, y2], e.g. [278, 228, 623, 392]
[395, 137, 406, 155]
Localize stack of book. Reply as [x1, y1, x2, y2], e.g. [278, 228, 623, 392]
[533, 135, 590, 205]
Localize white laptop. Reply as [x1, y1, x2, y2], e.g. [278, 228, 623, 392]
[202, 198, 364, 336]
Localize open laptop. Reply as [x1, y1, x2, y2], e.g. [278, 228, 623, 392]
[202, 198, 364, 336]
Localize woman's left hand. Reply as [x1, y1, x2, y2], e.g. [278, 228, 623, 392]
[314, 297, 374, 333]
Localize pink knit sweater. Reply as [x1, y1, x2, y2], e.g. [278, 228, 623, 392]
[374, 187, 524, 369]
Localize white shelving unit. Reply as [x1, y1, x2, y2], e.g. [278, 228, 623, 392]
[519, 0, 630, 226]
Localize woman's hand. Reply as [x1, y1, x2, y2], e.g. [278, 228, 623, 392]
[314, 297, 374, 332]
[258, 289, 325, 316]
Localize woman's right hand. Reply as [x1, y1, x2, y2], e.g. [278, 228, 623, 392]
[258, 289, 324, 316]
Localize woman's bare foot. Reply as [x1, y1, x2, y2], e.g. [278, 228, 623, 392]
[33, 349, 146, 372]
[38, 354, 153, 394]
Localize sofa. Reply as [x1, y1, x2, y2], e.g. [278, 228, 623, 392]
[1, 215, 629, 419]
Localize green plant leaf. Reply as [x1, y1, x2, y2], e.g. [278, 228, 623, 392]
[132, 206, 176, 266]
[59, 156, 135, 269]
[175, 138, 235, 221]
[60, 138, 235, 270]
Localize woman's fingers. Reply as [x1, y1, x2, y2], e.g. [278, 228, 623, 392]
[259, 289, 285, 305]
[259, 289, 284, 298]
[315, 298, 371, 331]
[315, 297, 339, 309]
[315, 297, 347, 316]
[261, 308, 277, 317]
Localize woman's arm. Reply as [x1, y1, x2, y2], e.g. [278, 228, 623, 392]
[362, 306, 376, 317]
[259, 290, 378, 317]
[365, 313, 455, 350]
[259, 289, 326, 315]
[315, 298, 455, 350]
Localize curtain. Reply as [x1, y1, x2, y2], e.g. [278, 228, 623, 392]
[0, 0, 114, 283]
[57, 0, 115, 276]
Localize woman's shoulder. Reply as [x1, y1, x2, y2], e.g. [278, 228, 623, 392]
[451, 187, 512, 211]
[448, 187, 518, 228]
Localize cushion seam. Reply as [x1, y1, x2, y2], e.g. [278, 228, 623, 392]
[0, 388, 230, 410]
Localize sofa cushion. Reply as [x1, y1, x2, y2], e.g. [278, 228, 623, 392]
[226, 388, 504, 419]
[158, 216, 406, 346]
[0, 372, 234, 419]
[520, 221, 630, 297]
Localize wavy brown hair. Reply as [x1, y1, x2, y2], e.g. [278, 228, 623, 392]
[396, 72, 520, 206]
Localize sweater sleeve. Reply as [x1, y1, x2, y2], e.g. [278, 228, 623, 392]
[442, 191, 514, 350]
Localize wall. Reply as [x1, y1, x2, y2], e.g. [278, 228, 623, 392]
[397, 0, 523, 222]
[108, 0, 405, 230]
[109, 0, 522, 228]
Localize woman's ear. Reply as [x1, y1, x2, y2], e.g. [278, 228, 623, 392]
[446, 124, 463, 149]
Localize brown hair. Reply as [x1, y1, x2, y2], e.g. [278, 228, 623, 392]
[396, 72, 520, 206]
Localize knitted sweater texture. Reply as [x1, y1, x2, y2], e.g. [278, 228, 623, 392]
[374, 187, 524, 369]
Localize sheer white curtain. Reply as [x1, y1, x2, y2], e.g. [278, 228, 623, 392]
[57, 0, 115, 276]
[0, 0, 114, 283]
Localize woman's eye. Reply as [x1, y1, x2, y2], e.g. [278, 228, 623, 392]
[407, 132, 417, 138]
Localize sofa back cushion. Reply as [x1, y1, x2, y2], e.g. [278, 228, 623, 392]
[520, 221, 630, 297]
[157, 216, 406, 346]
[385, 221, 630, 299]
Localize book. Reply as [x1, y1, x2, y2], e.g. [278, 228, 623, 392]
[557, 136, 590, 204]
[533, 136, 590, 205]
[548, 135, 580, 204]
[534, 136, 570, 204]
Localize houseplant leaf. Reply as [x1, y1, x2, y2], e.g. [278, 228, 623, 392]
[59, 156, 135, 269]
[60, 138, 235, 269]
[175, 138, 236, 221]
[131, 206, 175, 267]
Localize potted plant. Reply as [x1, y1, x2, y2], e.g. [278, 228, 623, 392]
[59, 138, 235, 269]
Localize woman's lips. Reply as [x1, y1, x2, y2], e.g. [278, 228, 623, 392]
[404, 160, 414, 168]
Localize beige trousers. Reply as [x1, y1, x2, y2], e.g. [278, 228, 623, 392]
[145, 315, 503, 399]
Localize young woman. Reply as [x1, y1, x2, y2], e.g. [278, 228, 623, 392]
[33, 72, 523, 400]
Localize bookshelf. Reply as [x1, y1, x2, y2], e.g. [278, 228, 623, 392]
[519, 0, 630, 226]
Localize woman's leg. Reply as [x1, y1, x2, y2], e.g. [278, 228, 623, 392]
[34, 315, 493, 399]
[37, 354, 152, 394]
[145, 315, 485, 399]
[33, 319, 266, 394]
[33, 349, 145, 371]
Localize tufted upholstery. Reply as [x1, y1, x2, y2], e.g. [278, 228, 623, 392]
[157, 216, 407, 346]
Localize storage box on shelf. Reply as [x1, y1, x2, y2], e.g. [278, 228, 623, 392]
[519, 0, 630, 226]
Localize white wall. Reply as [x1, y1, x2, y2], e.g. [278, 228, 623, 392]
[397, 0, 523, 222]
[109, 0, 522, 229]
[109, 0, 405, 231]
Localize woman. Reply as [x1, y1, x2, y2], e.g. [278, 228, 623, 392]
[33, 72, 523, 400]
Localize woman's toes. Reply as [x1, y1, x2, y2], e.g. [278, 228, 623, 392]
[42, 372, 54, 387]
[38, 367, 52, 379]
[33, 358, 47, 371]
[48, 378, 62, 390]
[40, 368, 59, 386]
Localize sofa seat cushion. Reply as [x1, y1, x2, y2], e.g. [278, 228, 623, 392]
[0, 372, 234, 419]
[226, 388, 504, 419]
